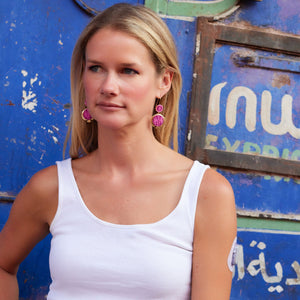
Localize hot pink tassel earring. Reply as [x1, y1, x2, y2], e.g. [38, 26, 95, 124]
[152, 103, 165, 127]
[81, 100, 93, 123]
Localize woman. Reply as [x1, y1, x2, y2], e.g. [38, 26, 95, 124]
[0, 3, 237, 299]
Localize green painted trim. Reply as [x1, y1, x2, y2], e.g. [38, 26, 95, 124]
[145, 0, 238, 17]
[238, 217, 300, 233]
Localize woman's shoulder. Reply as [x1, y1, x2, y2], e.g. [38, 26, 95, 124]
[198, 168, 235, 209]
[28, 164, 58, 193]
[19, 164, 59, 225]
[195, 167, 236, 235]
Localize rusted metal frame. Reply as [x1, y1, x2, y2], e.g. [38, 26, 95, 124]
[200, 149, 300, 177]
[186, 19, 216, 157]
[216, 24, 300, 55]
[186, 18, 300, 177]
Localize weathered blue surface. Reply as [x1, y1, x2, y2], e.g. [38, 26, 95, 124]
[164, 18, 196, 153]
[218, 169, 300, 215]
[208, 45, 299, 154]
[225, 0, 300, 35]
[206, 43, 300, 214]
[231, 230, 300, 300]
[1, 0, 90, 195]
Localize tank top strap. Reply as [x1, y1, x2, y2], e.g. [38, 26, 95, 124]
[184, 161, 210, 231]
[50, 158, 73, 231]
[56, 158, 73, 200]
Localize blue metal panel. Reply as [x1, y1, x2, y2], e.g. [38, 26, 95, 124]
[206, 43, 299, 214]
[231, 230, 300, 299]
[218, 169, 300, 216]
[1, 0, 91, 196]
[225, 0, 300, 35]
[164, 18, 196, 153]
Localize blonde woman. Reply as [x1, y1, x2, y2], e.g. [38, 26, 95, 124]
[0, 3, 237, 299]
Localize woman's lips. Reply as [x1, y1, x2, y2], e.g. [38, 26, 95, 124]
[97, 102, 125, 110]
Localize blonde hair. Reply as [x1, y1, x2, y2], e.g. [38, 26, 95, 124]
[66, 3, 182, 158]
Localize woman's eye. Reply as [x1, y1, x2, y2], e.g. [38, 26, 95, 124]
[89, 65, 102, 73]
[122, 68, 138, 75]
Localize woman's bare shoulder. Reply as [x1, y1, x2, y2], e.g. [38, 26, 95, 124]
[199, 168, 235, 207]
[0, 165, 59, 274]
[27, 164, 58, 196]
[16, 164, 59, 225]
[196, 167, 236, 237]
[191, 168, 236, 300]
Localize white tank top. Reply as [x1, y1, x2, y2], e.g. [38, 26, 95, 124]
[47, 158, 209, 300]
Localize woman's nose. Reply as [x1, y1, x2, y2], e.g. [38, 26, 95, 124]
[100, 72, 119, 96]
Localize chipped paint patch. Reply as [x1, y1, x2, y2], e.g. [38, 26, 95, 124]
[195, 32, 201, 56]
[21, 71, 40, 113]
[58, 33, 64, 45]
[22, 90, 37, 112]
[21, 70, 28, 77]
[30, 74, 39, 86]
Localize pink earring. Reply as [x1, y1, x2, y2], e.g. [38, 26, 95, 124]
[152, 103, 165, 127]
[81, 100, 93, 123]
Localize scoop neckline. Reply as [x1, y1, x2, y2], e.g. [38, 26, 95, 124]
[67, 158, 197, 229]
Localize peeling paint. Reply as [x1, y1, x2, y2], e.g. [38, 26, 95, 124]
[22, 90, 37, 113]
[21, 72, 40, 113]
[195, 32, 201, 56]
[21, 70, 28, 77]
[30, 74, 39, 86]
[52, 136, 58, 144]
[272, 73, 291, 88]
[58, 34, 63, 45]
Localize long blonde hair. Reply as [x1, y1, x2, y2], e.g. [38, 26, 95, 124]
[66, 3, 182, 158]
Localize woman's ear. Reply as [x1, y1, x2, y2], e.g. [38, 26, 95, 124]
[157, 69, 173, 98]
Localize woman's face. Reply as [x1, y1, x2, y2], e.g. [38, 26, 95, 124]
[83, 28, 171, 131]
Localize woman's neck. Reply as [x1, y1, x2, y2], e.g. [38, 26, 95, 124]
[92, 126, 165, 175]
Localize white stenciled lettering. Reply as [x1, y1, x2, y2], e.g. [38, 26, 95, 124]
[261, 91, 300, 139]
[226, 86, 257, 132]
[286, 261, 300, 286]
[208, 82, 227, 125]
[208, 82, 299, 139]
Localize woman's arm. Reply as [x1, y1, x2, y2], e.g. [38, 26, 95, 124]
[191, 168, 237, 300]
[0, 166, 58, 299]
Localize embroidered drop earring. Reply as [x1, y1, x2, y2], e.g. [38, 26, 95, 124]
[81, 100, 93, 123]
[152, 99, 165, 127]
